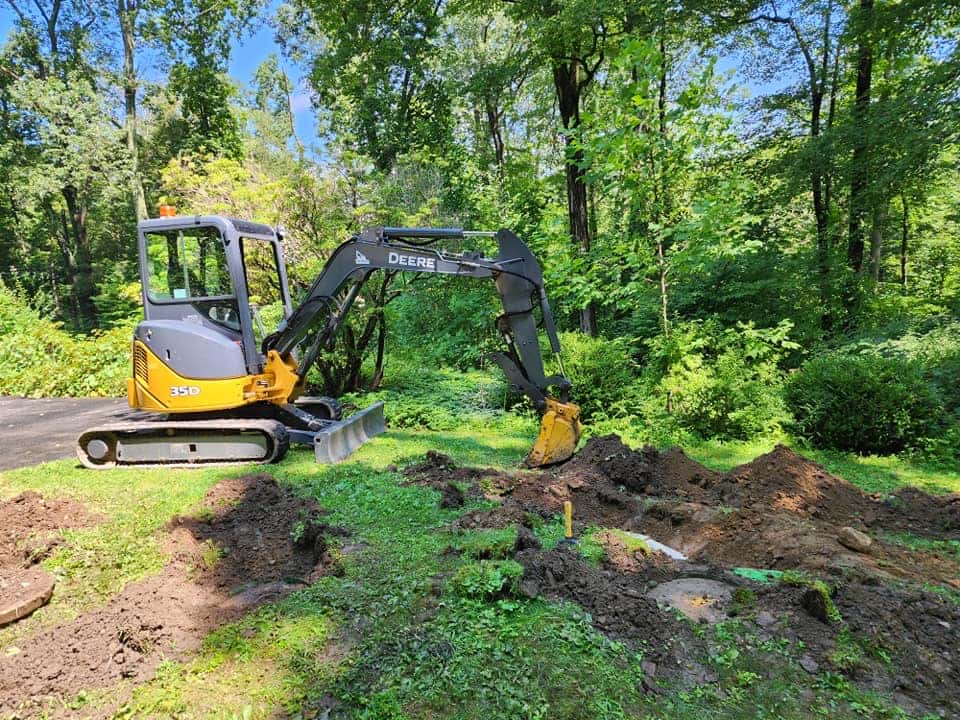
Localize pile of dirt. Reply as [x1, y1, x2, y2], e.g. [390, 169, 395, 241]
[0, 490, 103, 569]
[413, 437, 960, 715]
[752, 580, 960, 716]
[0, 474, 343, 715]
[516, 547, 715, 689]
[402, 450, 511, 508]
[0, 491, 103, 631]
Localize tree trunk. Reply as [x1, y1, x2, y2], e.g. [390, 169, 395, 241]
[484, 96, 505, 169]
[847, 0, 874, 272]
[62, 185, 96, 328]
[118, 0, 148, 221]
[868, 202, 886, 281]
[900, 193, 909, 288]
[552, 60, 596, 336]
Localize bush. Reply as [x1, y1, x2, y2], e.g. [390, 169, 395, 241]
[338, 358, 513, 431]
[0, 284, 132, 397]
[636, 320, 794, 440]
[784, 352, 942, 454]
[556, 331, 637, 422]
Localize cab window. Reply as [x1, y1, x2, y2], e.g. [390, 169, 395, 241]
[144, 227, 239, 329]
[241, 236, 286, 342]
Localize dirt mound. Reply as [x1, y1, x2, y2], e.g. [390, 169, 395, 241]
[0, 490, 103, 569]
[754, 580, 960, 716]
[559, 434, 660, 493]
[516, 547, 715, 688]
[0, 474, 343, 715]
[879, 486, 960, 539]
[402, 450, 511, 508]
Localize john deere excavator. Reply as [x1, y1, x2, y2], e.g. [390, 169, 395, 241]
[77, 212, 581, 469]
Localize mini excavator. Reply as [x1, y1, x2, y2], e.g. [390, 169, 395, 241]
[76, 212, 581, 469]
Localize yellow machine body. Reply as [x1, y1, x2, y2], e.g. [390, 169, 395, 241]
[126, 340, 302, 414]
[525, 397, 583, 467]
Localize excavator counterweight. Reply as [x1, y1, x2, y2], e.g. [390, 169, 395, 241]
[77, 215, 581, 469]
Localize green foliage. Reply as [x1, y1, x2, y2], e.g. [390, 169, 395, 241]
[339, 358, 515, 431]
[449, 559, 524, 600]
[0, 283, 131, 397]
[639, 320, 796, 440]
[556, 331, 636, 422]
[785, 352, 943, 454]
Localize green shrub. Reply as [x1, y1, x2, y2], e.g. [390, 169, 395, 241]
[784, 352, 942, 454]
[0, 284, 132, 397]
[556, 331, 637, 422]
[637, 319, 794, 440]
[338, 358, 513, 430]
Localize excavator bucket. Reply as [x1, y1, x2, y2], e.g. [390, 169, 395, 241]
[314, 401, 386, 463]
[524, 398, 582, 468]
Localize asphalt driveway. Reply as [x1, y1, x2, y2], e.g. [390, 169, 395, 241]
[0, 397, 132, 471]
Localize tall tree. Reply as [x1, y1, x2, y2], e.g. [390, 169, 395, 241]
[507, 0, 634, 336]
[117, 0, 148, 220]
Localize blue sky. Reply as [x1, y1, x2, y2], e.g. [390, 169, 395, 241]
[0, 4, 318, 147]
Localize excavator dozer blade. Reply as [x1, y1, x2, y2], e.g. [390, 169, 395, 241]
[524, 398, 582, 468]
[314, 401, 386, 463]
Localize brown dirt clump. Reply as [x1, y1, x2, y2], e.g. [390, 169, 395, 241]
[404, 451, 510, 491]
[516, 547, 716, 689]
[0, 474, 343, 716]
[0, 491, 103, 569]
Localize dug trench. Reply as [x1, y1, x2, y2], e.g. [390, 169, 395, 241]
[0, 475, 346, 716]
[405, 437, 960, 717]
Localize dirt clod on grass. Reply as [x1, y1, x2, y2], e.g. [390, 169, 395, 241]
[0, 490, 103, 570]
[0, 491, 104, 630]
[0, 474, 344, 716]
[415, 435, 960, 716]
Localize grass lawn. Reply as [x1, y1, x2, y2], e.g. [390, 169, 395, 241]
[0, 413, 953, 719]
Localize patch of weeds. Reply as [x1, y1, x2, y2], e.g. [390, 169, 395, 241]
[449, 560, 523, 600]
[730, 586, 756, 616]
[289, 520, 306, 545]
[450, 527, 517, 560]
[884, 532, 960, 561]
[194, 505, 217, 523]
[536, 518, 605, 563]
[781, 570, 842, 623]
[829, 627, 864, 672]
[199, 539, 223, 569]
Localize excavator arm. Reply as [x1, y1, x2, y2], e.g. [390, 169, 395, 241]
[265, 226, 581, 466]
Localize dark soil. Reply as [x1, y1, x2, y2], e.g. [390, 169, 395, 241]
[0, 474, 343, 717]
[403, 450, 510, 501]
[415, 436, 960, 716]
[516, 547, 717, 689]
[0, 491, 103, 570]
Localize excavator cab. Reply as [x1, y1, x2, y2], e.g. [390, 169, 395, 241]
[135, 216, 292, 394]
[79, 214, 581, 469]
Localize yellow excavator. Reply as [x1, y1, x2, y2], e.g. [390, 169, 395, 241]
[77, 212, 581, 469]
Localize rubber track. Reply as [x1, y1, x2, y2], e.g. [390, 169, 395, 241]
[76, 418, 290, 469]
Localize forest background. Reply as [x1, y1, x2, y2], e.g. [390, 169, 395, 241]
[0, 0, 958, 463]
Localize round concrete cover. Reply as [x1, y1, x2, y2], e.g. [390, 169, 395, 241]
[0, 568, 55, 626]
[648, 578, 733, 623]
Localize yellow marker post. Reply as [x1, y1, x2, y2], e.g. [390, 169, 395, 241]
[563, 501, 573, 540]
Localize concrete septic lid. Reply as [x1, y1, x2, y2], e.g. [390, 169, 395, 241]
[0, 568, 55, 627]
[648, 578, 733, 624]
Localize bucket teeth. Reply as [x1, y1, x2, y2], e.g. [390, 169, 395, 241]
[314, 401, 386, 463]
[525, 398, 582, 468]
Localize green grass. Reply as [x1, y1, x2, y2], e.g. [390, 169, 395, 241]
[0, 411, 946, 719]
